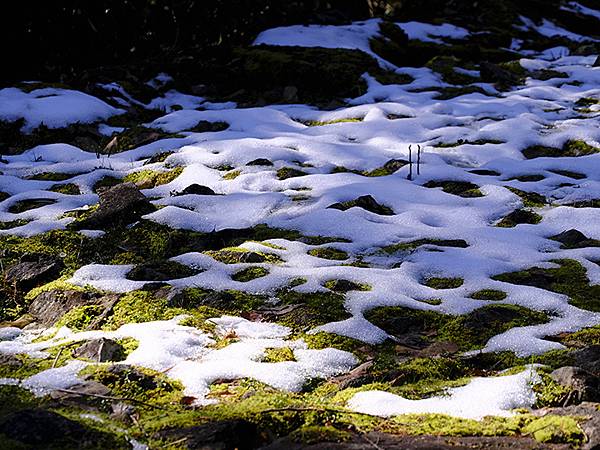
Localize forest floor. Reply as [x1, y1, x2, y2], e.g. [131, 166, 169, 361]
[0, 3, 600, 449]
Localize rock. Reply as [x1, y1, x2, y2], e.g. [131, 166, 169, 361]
[573, 345, 600, 375]
[28, 290, 117, 327]
[0, 408, 115, 447]
[171, 184, 217, 196]
[156, 419, 260, 450]
[73, 338, 126, 362]
[532, 403, 600, 450]
[246, 158, 274, 166]
[50, 380, 112, 406]
[110, 402, 136, 423]
[594, 55, 600, 67]
[332, 360, 374, 389]
[98, 365, 158, 391]
[126, 260, 199, 281]
[328, 195, 394, 216]
[550, 229, 598, 248]
[4, 254, 64, 291]
[480, 61, 520, 87]
[73, 182, 154, 229]
[551, 366, 600, 403]
[0, 353, 23, 370]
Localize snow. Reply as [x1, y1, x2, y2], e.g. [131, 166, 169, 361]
[0, 87, 123, 132]
[348, 369, 539, 419]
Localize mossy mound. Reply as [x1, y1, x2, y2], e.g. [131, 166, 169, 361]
[522, 140, 599, 159]
[423, 180, 483, 198]
[496, 209, 542, 227]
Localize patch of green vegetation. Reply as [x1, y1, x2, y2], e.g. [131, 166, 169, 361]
[0, 342, 81, 379]
[434, 139, 504, 148]
[92, 175, 122, 192]
[548, 169, 586, 180]
[102, 291, 179, 330]
[126, 260, 198, 281]
[434, 85, 488, 100]
[308, 247, 349, 261]
[533, 372, 573, 408]
[423, 180, 483, 198]
[222, 169, 241, 180]
[232, 266, 269, 282]
[366, 304, 548, 352]
[418, 298, 442, 305]
[263, 347, 296, 363]
[25, 277, 89, 301]
[27, 172, 74, 181]
[380, 238, 468, 254]
[302, 332, 363, 354]
[426, 56, 479, 85]
[496, 209, 542, 227]
[562, 325, 600, 347]
[205, 246, 282, 264]
[506, 187, 547, 207]
[0, 219, 29, 230]
[469, 289, 507, 301]
[276, 290, 351, 329]
[186, 120, 230, 133]
[123, 167, 183, 189]
[575, 97, 598, 107]
[49, 183, 81, 195]
[522, 140, 599, 159]
[493, 258, 600, 311]
[300, 118, 362, 127]
[144, 150, 174, 164]
[277, 167, 308, 180]
[8, 198, 56, 213]
[54, 304, 104, 331]
[171, 287, 266, 315]
[289, 425, 351, 444]
[522, 415, 584, 444]
[423, 277, 464, 289]
[323, 279, 371, 292]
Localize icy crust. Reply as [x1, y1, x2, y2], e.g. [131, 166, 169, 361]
[348, 369, 539, 420]
[0, 316, 357, 404]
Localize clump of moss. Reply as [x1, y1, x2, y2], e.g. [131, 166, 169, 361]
[232, 266, 269, 282]
[308, 247, 349, 261]
[277, 167, 308, 180]
[54, 304, 104, 331]
[522, 415, 584, 444]
[522, 140, 599, 159]
[123, 167, 183, 189]
[102, 291, 178, 330]
[496, 209, 542, 227]
[323, 279, 370, 292]
[469, 289, 507, 301]
[300, 118, 362, 127]
[126, 260, 199, 281]
[93, 175, 122, 192]
[493, 259, 600, 312]
[8, 198, 56, 213]
[423, 277, 464, 289]
[423, 180, 483, 198]
[548, 169, 586, 180]
[435, 139, 504, 148]
[426, 56, 479, 85]
[289, 425, 351, 444]
[27, 172, 74, 181]
[262, 347, 296, 363]
[222, 169, 241, 180]
[49, 183, 81, 195]
[276, 290, 351, 329]
[328, 195, 394, 216]
[434, 85, 488, 100]
[205, 247, 282, 264]
[506, 187, 547, 207]
[381, 238, 468, 254]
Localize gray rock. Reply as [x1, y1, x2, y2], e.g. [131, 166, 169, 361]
[73, 182, 153, 229]
[4, 254, 64, 291]
[551, 366, 600, 403]
[73, 338, 126, 362]
[156, 419, 259, 450]
[171, 184, 217, 196]
[573, 345, 600, 375]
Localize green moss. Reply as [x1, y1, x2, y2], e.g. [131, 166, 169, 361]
[172, 288, 266, 314]
[126, 260, 198, 281]
[492, 259, 600, 311]
[323, 279, 371, 292]
[8, 198, 56, 213]
[469, 289, 507, 301]
[27, 172, 74, 181]
[434, 139, 504, 148]
[562, 325, 600, 347]
[434, 85, 488, 100]
[506, 187, 547, 207]
[55, 305, 104, 331]
[0, 219, 30, 230]
[423, 180, 483, 198]
[426, 56, 479, 85]
[276, 290, 351, 329]
[380, 238, 468, 254]
[0, 342, 81, 379]
[205, 246, 282, 264]
[263, 347, 296, 363]
[232, 266, 269, 282]
[522, 415, 584, 444]
[102, 291, 180, 330]
[303, 332, 363, 354]
[222, 169, 241, 180]
[575, 97, 599, 107]
[496, 209, 542, 227]
[92, 175, 122, 192]
[418, 298, 442, 305]
[123, 167, 183, 188]
[289, 425, 351, 444]
[300, 118, 362, 127]
[533, 372, 573, 408]
[423, 277, 464, 289]
[277, 167, 308, 180]
[49, 183, 81, 195]
[308, 247, 349, 261]
[522, 140, 599, 159]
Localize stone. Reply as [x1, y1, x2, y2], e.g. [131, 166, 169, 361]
[4, 254, 64, 292]
[0, 408, 113, 447]
[551, 366, 600, 403]
[480, 61, 520, 86]
[156, 419, 260, 450]
[171, 184, 217, 196]
[73, 182, 153, 229]
[573, 345, 600, 375]
[550, 229, 598, 248]
[73, 338, 126, 362]
[28, 290, 117, 327]
[246, 158, 274, 166]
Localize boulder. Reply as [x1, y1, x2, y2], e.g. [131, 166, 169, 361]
[73, 182, 153, 229]
[73, 338, 126, 362]
[4, 254, 64, 292]
[573, 345, 600, 375]
[551, 366, 600, 403]
[171, 184, 217, 196]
